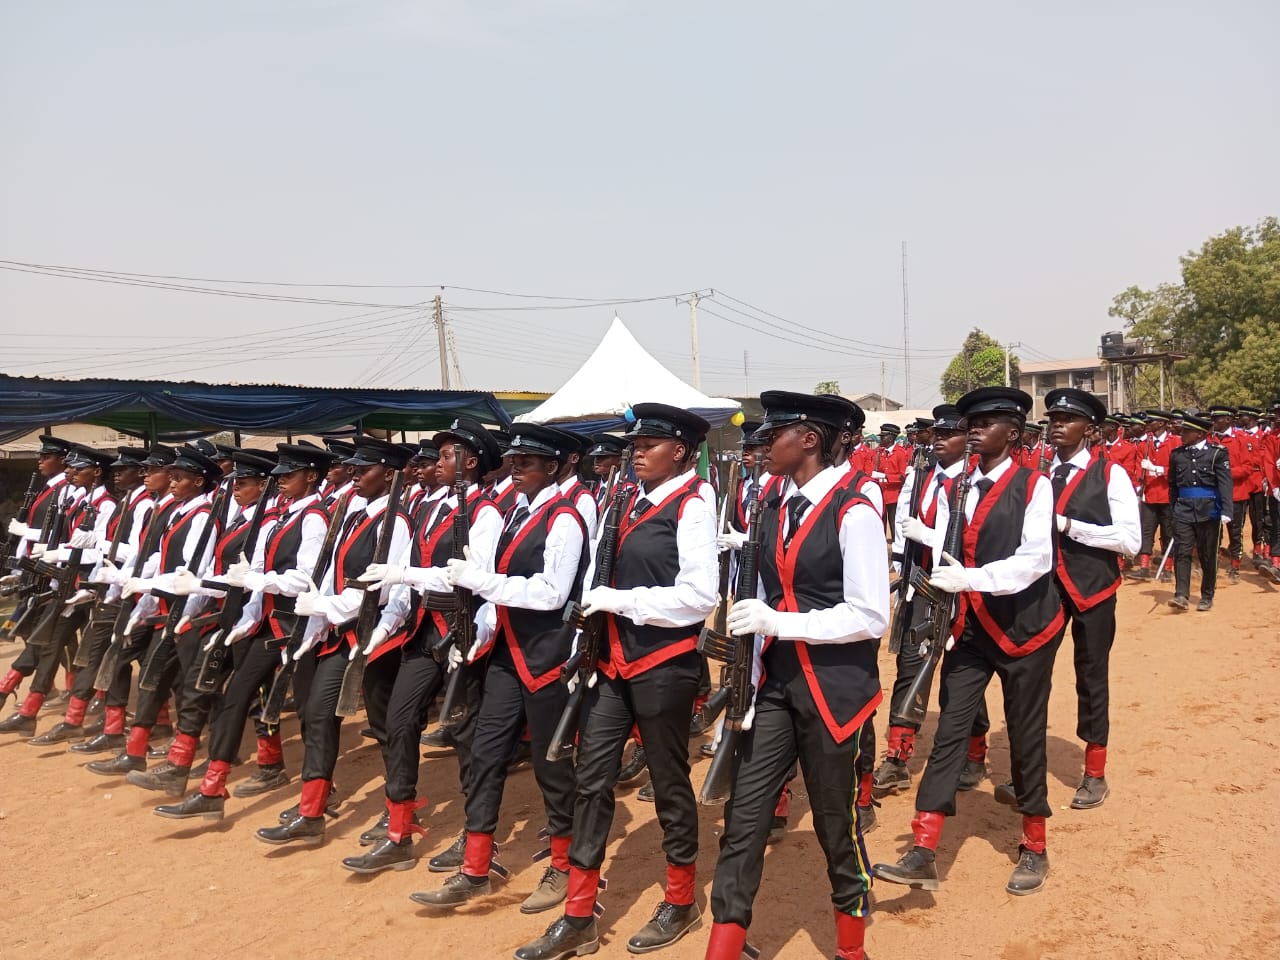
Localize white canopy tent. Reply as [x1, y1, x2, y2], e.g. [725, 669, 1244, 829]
[516, 316, 741, 427]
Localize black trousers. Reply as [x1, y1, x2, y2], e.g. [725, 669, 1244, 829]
[1061, 590, 1115, 747]
[915, 623, 1064, 819]
[1226, 500, 1250, 559]
[106, 624, 154, 708]
[299, 646, 397, 784]
[569, 650, 701, 871]
[1140, 501, 1173, 557]
[884, 502, 898, 539]
[1246, 491, 1268, 547]
[465, 645, 575, 838]
[1270, 495, 1280, 553]
[887, 608, 991, 737]
[174, 629, 223, 738]
[132, 629, 196, 731]
[711, 666, 872, 927]
[208, 630, 282, 762]
[71, 606, 117, 703]
[1174, 517, 1222, 601]
[382, 624, 448, 803]
[29, 606, 86, 696]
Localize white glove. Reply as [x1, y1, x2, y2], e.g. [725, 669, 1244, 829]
[122, 577, 153, 598]
[358, 625, 390, 659]
[903, 516, 932, 545]
[1221, 515, 1231, 527]
[1, 573, 20, 588]
[64, 588, 96, 608]
[1140, 458, 1156, 472]
[225, 622, 251, 646]
[358, 563, 404, 590]
[716, 530, 746, 553]
[566, 668, 598, 695]
[738, 702, 757, 732]
[54, 546, 73, 563]
[224, 560, 253, 588]
[291, 622, 327, 661]
[69, 529, 96, 549]
[1055, 514, 1068, 533]
[447, 643, 463, 670]
[202, 629, 224, 652]
[170, 567, 201, 596]
[581, 586, 626, 618]
[90, 562, 113, 585]
[277, 569, 315, 595]
[293, 591, 327, 618]
[97, 558, 128, 586]
[1273, 488, 1280, 503]
[447, 547, 493, 592]
[464, 636, 485, 664]
[928, 552, 970, 594]
[871, 471, 888, 481]
[7, 519, 29, 538]
[727, 598, 779, 638]
[30, 544, 46, 559]
[176, 615, 191, 633]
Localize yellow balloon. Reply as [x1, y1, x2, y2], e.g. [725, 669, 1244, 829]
[730, 411, 745, 427]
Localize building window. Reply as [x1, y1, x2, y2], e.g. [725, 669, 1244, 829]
[1071, 371, 1094, 392]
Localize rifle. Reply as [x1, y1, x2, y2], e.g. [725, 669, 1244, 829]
[191, 477, 279, 692]
[546, 446, 633, 763]
[261, 489, 353, 725]
[73, 486, 139, 669]
[137, 484, 230, 692]
[698, 457, 744, 728]
[894, 442, 977, 724]
[0, 469, 42, 573]
[432, 449, 477, 728]
[888, 443, 934, 656]
[24, 502, 100, 650]
[94, 496, 172, 691]
[7, 484, 74, 638]
[696, 462, 764, 804]
[335, 469, 405, 717]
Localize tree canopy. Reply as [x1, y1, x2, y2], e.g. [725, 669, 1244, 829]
[939, 329, 1019, 403]
[1108, 217, 1280, 407]
[814, 380, 841, 395]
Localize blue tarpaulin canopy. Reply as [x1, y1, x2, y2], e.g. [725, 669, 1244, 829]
[0, 374, 511, 442]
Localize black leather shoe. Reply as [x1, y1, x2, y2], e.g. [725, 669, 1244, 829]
[871, 756, 910, 797]
[616, 744, 648, 785]
[86, 752, 145, 776]
[409, 871, 491, 907]
[993, 781, 1017, 806]
[1006, 846, 1049, 895]
[150, 723, 174, 741]
[627, 901, 701, 954]
[41, 690, 71, 713]
[30, 721, 84, 745]
[127, 761, 191, 796]
[0, 712, 36, 736]
[1196, 597, 1213, 612]
[1167, 595, 1190, 611]
[688, 712, 708, 738]
[1227, 568, 1240, 584]
[427, 829, 467, 872]
[508, 739, 533, 772]
[147, 736, 174, 759]
[856, 801, 878, 834]
[86, 695, 105, 717]
[221, 763, 283, 799]
[341, 837, 416, 874]
[957, 758, 986, 791]
[421, 726, 455, 749]
[360, 726, 377, 740]
[514, 916, 599, 960]
[873, 846, 939, 890]
[766, 815, 787, 845]
[82, 716, 106, 737]
[71, 732, 125, 754]
[699, 741, 716, 758]
[256, 815, 325, 846]
[359, 811, 390, 847]
[1070, 775, 1109, 809]
[637, 780, 655, 802]
[155, 791, 226, 820]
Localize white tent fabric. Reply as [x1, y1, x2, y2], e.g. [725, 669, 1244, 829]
[516, 316, 741, 427]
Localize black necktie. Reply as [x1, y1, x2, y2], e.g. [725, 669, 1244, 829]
[498, 505, 530, 554]
[785, 495, 810, 547]
[974, 478, 995, 503]
[341, 509, 367, 541]
[630, 497, 653, 522]
[1052, 464, 1072, 497]
[229, 513, 248, 532]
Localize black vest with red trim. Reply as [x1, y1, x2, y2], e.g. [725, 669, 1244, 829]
[110, 486, 149, 544]
[28, 477, 67, 531]
[409, 488, 499, 639]
[954, 465, 1063, 656]
[261, 501, 330, 628]
[603, 476, 704, 679]
[1054, 455, 1121, 612]
[158, 502, 211, 575]
[491, 478, 517, 515]
[495, 495, 588, 692]
[324, 504, 410, 660]
[758, 481, 882, 744]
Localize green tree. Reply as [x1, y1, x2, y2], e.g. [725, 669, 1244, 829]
[814, 380, 841, 395]
[939, 329, 1018, 402]
[1110, 217, 1280, 406]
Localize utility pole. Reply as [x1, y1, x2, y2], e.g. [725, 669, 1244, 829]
[901, 241, 910, 407]
[433, 294, 450, 389]
[678, 292, 702, 389]
[1004, 341, 1023, 388]
[743, 350, 749, 396]
[880, 361, 886, 411]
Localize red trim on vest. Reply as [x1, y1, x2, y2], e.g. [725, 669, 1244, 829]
[1053, 459, 1123, 612]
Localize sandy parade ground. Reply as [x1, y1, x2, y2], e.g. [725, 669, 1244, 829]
[1, 569, 1277, 960]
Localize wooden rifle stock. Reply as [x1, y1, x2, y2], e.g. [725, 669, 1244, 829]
[336, 471, 405, 717]
[888, 445, 934, 655]
[895, 443, 977, 724]
[0, 470, 42, 574]
[546, 447, 632, 763]
[261, 489, 353, 725]
[696, 463, 763, 805]
[433, 449, 479, 728]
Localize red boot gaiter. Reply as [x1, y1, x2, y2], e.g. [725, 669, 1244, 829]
[65, 695, 89, 727]
[834, 911, 866, 960]
[565, 866, 600, 919]
[168, 732, 198, 768]
[886, 724, 915, 760]
[911, 810, 944, 851]
[665, 862, 696, 906]
[1022, 815, 1047, 854]
[387, 798, 427, 844]
[0, 668, 22, 696]
[774, 785, 792, 818]
[18, 691, 45, 718]
[705, 922, 748, 960]
[125, 725, 150, 759]
[155, 701, 172, 726]
[967, 734, 988, 762]
[256, 733, 283, 767]
[200, 760, 231, 798]
[463, 831, 494, 879]
[550, 835, 571, 872]
[104, 705, 126, 736]
[298, 778, 331, 818]
[1084, 743, 1106, 778]
[856, 773, 874, 808]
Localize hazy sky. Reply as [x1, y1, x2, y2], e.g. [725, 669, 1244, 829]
[3, 1, 1277, 407]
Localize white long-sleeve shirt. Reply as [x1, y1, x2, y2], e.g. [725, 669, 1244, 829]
[931, 455, 1055, 595]
[560, 477, 599, 540]
[892, 458, 965, 573]
[1051, 448, 1142, 556]
[471, 483, 584, 611]
[764, 465, 890, 645]
[582, 468, 717, 628]
[314, 494, 413, 628]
